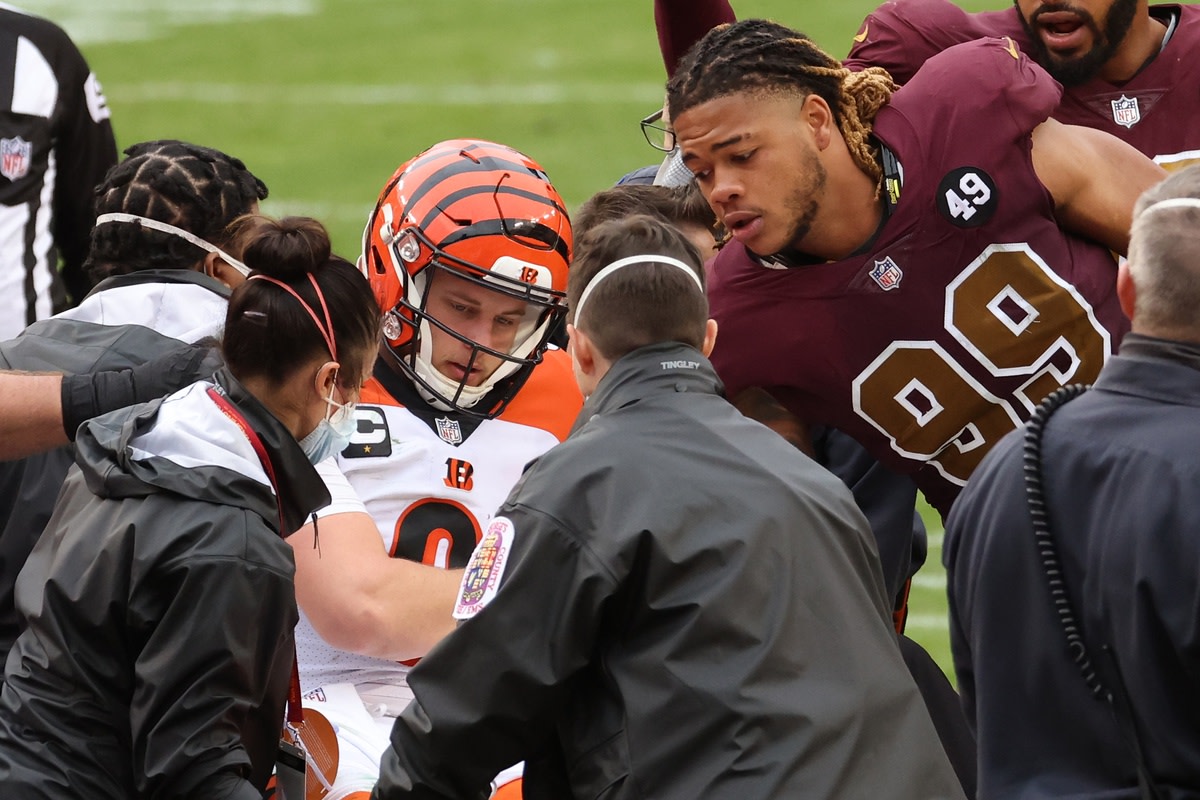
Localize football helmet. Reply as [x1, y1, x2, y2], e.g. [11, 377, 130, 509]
[360, 139, 571, 418]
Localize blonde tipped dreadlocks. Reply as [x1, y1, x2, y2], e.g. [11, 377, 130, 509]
[667, 19, 896, 189]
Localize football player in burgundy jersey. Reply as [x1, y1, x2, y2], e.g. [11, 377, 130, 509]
[654, 0, 1200, 169]
[943, 164, 1200, 799]
[668, 19, 1164, 519]
[845, 0, 1200, 169]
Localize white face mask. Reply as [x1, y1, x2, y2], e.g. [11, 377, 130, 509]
[298, 384, 357, 464]
[93, 212, 253, 276]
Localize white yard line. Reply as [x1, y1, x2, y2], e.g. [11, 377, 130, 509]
[905, 612, 949, 631]
[912, 573, 946, 591]
[112, 81, 666, 106]
[257, 200, 373, 229]
[20, 0, 318, 43]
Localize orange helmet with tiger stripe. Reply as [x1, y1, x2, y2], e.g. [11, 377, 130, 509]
[359, 139, 571, 418]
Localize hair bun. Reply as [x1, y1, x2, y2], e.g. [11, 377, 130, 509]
[236, 215, 332, 281]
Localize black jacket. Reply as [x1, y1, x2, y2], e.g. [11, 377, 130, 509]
[0, 269, 230, 669]
[946, 334, 1200, 798]
[0, 369, 329, 799]
[375, 343, 964, 800]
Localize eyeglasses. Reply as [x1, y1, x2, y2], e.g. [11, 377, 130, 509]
[640, 109, 676, 153]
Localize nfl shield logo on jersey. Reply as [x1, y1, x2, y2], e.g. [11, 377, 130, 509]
[1111, 95, 1141, 129]
[0, 136, 31, 182]
[435, 416, 463, 445]
[869, 256, 903, 291]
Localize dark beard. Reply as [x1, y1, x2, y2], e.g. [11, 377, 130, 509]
[1016, 0, 1138, 86]
[783, 157, 827, 252]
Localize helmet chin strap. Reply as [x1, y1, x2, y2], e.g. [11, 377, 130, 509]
[414, 318, 499, 411]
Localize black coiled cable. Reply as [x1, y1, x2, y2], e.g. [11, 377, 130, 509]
[1022, 383, 1162, 800]
[1022, 384, 1101, 694]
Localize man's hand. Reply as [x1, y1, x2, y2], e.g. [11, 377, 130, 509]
[60, 339, 224, 440]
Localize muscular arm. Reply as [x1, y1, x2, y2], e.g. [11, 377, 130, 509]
[655, 0, 735, 76]
[0, 342, 222, 459]
[288, 512, 462, 662]
[1031, 118, 1167, 256]
[0, 373, 68, 458]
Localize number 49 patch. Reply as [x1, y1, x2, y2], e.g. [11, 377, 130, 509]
[937, 167, 998, 228]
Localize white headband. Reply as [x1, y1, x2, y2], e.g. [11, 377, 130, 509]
[94, 212, 252, 277]
[1138, 197, 1200, 218]
[573, 254, 703, 324]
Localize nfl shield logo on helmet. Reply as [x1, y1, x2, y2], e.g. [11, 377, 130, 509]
[435, 416, 463, 445]
[870, 256, 903, 291]
[0, 136, 31, 182]
[1111, 95, 1140, 129]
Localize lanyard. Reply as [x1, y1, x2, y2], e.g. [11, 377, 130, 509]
[206, 386, 305, 727]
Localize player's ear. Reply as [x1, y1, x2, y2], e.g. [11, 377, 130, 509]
[701, 318, 718, 357]
[801, 93, 834, 150]
[1117, 259, 1137, 321]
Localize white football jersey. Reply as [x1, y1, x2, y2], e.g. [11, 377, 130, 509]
[296, 350, 581, 690]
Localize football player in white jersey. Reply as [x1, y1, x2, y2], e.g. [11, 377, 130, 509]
[287, 139, 581, 799]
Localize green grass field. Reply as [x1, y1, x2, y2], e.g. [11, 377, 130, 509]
[26, 0, 1006, 677]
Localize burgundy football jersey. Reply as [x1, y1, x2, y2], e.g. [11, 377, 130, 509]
[707, 38, 1129, 518]
[846, 0, 1200, 168]
[1052, 4, 1200, 169]
[843, 0, 1020, 85]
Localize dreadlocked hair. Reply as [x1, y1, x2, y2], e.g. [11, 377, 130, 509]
[84, 139, 269, 284]
[667, 19, 896, 187]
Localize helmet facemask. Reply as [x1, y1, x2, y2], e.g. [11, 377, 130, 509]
[380, 225, 564, 418]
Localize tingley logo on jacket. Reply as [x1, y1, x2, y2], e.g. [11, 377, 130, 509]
[1111, 95, 1141, 129]
[869, 256, 903, 291]
[0, 136, 31, 182]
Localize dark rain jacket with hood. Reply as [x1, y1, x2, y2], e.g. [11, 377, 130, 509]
[0, 368, 329, 800]
[0, 269, 231, 667]
[375, 342, 965, 800]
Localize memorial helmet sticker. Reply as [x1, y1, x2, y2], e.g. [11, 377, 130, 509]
[453, 516, 515, 620]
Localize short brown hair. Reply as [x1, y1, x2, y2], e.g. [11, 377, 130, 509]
[573, 183, 717, 243]
[568, 214, 707, 360]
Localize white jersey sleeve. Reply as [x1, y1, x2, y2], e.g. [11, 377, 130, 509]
[312, 456, 368, 517]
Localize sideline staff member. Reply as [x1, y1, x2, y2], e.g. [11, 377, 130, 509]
[0, 216, 381, 799]
[372, 214, 964, 800]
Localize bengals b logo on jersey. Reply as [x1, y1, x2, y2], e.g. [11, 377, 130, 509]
[444, 458, 475, 491]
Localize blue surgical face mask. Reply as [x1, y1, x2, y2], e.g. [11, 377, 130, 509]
[299, 384, 357, 465]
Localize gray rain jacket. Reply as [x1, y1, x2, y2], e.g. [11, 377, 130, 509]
[0, 368, 329, 799]
[375, 342, 964, 800]
[0, 269, 231, 666]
